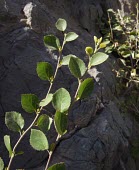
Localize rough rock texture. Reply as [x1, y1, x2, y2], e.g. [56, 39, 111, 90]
[0, 0, 139, 170]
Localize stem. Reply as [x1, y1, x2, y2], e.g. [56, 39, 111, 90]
[74, 79, 81, 100]
[107, 12, 113, 42]
[45, 135, 60, 170]
[7, 50, 62, 169]
[7, 114, 39, 170]
[7, 33, 65, 170]
[136, 4, 139, 53]
[40, 49, 62, 112]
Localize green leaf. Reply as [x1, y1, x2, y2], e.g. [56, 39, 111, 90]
[69, 57, 86, 78]
[52, 88, 71, 113]
[37, 62, 54, 81]
[94, 36, 98, 44]
[30, 129, 49, 151]
[65, 32, 78, 42]
[99, 43, 106, 48]
[37, 114, 53, 133]
[15, 151, 24, 156]
[0, 157, 4, 170]
[85, 47, 93, 56]
[113, 25, 122, 31]
[4, 135, 12, 157]
[90, 52, 108, 67]
[44, 35, 60, 51]
[107, 9, 115, 13]
[61, 54, 77, 65]
[54, 111, 67, 136]
[21, 94, 39, 113]
[98, 37, 102, 44]
[77, 78, 94, 99]
[39, 94, 53, 107]
[135, 53, 139, 58]
[48, 162, 66, 170]
[55, 18, 67, 31]
[120, 51, 131, 58]
[5, 112, 24, 132]
[49, 143, 56, 152]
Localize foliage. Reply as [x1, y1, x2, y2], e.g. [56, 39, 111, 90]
[0, 18, 108, 170]
[102, 4, 139, 80]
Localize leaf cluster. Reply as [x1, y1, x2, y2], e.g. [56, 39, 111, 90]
[102, 4, 139, 78]
[1, 18, 108, 170]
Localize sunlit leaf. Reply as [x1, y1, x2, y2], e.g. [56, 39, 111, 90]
[4, 135, 13, 157]
[94, 36, 98, 44]
[90, 52, 108, 66]
[85, 47, 93, 56]
[39, 94, 53, 107]
[30, 129, 49, 151]
[52, 88, 71, 113]
[55, 18, 67, 31]
[61, 54, 77, 65]
[65, 32, 78, 42]
[99, 43, 106, 48]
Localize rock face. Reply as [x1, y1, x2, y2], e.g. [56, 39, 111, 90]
[0, 0, 139, 169]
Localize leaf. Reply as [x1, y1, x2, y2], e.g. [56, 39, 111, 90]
[55, 18, 67, 31]
[30, 129, 49, 151]
[21, 94, 39, 113]
[15, 151, 24, 156]
[39, 94, 53, 107]
[0, 157, 4, 170]
[5, 112, 24, 132]
[37, 62, 54, 81]
[61, 54, 77, 65]
[77, 78, 94, 99]
[48, 162, 66, 170]
[65, 32, 78, 42]
[52, 88, 71, 113]
[113, 25, 122, 31]
[54, 111, 67, 136]
[98, 37, 102, 44]
[85, 47, 93, 55]
[120, 51, 131, 58]
[4, 135, 12, 157]
[90, 52, 108, 67]
[49, 143, 56, 152]
[44, 35, 60, 51]
[37, 114, 53, 133]
[94, 36, 98, 44]
[69, 57, 86, 78]
[99, 43, 106, 48]
[107, 9, 115, 13]
[135, 53, 139, 58]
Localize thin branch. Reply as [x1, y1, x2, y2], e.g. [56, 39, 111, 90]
[7, 114, 39, 170]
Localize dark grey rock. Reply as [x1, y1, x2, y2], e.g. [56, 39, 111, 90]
[0, 0, 139, 170]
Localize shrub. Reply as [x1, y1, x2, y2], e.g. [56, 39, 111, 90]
[102, 4, 139, 79]
[0, 18, 108, 170]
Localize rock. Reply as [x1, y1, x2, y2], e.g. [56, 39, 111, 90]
[0, 0, 139, 169]
[23, 1, 54, 33]
[49, 102, 132, 170]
